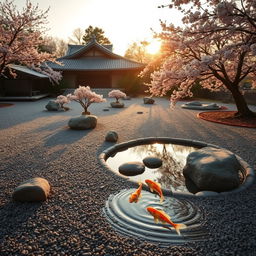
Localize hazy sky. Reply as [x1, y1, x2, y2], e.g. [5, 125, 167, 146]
[15, 0, 183, 55]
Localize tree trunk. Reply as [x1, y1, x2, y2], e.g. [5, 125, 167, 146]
[229, 86, 255, 117]
[82, 106, 90, 115]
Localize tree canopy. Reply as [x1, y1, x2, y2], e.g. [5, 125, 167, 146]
[124, 41, 151, 63]
[0, 0, 61, 83]
[82, 25, 111, 45]
[142, 0, 256, 117]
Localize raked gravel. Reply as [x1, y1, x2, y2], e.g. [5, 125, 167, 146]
[0, 97, 256, 256]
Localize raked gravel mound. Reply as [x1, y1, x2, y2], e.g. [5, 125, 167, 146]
[0, 97, 256, 256]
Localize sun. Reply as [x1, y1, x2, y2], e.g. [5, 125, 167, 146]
[146, 40, 162, 55]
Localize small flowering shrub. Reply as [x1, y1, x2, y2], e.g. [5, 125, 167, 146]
[55, 95, 70, 110]
[108, 89, 126, 103]
[66, 86, 106, 115]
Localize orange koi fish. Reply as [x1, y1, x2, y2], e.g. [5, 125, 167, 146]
[129, 182, 143, 203]
[145, 179, 164, 203]
[147, 207, 187, 235]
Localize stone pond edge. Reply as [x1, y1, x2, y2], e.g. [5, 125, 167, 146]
[98, 137, 255, 198]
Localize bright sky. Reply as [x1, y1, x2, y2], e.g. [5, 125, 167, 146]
[15, 0, 183, 55]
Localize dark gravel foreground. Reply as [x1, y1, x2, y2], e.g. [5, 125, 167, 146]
[0, 97, 256, 256]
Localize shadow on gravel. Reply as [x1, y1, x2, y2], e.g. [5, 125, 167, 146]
[31, 120, 69, 133]
[43, 127, 93, 147]
[0, 201, 42, 241]
[136, 105, 172, 137]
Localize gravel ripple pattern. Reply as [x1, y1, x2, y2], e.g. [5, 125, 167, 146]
[0, 97, 256, 256]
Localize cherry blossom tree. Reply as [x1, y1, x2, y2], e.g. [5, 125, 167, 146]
[55, 95, 70, 110]
[144, 0, 256, 117]
[0, 0, 62, 84]
[66, 86, 106, 115]
[108, 89, 127, 103]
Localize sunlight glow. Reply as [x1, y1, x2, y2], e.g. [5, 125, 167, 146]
[146, 40, 162, 55]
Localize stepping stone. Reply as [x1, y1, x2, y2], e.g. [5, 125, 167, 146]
[143, 156, 163, 168]
[119, 162, 145, 176]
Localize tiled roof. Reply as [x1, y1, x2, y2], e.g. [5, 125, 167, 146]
[47, 39, 145, 71]
[10, 64, 49, 78]
[48, 58, 144, 71]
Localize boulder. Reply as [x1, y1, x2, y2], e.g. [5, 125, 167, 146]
[110, 102, 124, 108]
[105, 131, 118, 142]
[143, 97, 155, 104]
[68, 115, 97, 130]
[45, 100, 61, 111]
[119, 162, 145, 176]
[183, 147, 241, 192]
[12, 177, 50, 202]
[143, 156, 163, 168]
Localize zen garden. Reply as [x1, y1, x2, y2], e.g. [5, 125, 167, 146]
[1, 0, 256, 255]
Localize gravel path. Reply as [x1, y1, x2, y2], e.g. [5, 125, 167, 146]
[0, 97, 256, 256]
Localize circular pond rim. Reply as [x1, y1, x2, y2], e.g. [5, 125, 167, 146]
[99, 137, 255, 198]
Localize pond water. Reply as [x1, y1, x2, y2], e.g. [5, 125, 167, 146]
[103, 189, 207, 246]
[106, 143, 198, 193]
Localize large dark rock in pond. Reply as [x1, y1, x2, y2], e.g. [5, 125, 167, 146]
[143, 97, 155, 104]
[68, 115, 97, 130]
[45, 100, 61, 111]
[110, 102, 124, 108]
[12, 177, 50, 202]
[143, 156, 163, 168]
[119, 162, 145, 176]
[183, 147, 241, 192]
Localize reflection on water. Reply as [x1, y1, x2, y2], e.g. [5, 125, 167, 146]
[106, 143, 197, 192]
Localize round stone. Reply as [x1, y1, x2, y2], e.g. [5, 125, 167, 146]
[45, 100, 61, 111]
[68, 115, 97, 130]
[110, 102, 124, 108]
[143, 156, 163, 168]
[143, 97, 155, 104]
[118, 162, 145, 176]
[105, 131, 118, 142]
[12, 177, 50, 202]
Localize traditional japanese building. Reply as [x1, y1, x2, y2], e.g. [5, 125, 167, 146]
[48, 38, 145, 89]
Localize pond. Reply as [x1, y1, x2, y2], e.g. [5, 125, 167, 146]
[106, 143, 198, 193]
[101, 138, 254, 245]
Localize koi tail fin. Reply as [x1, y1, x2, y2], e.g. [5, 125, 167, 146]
[160, 195, 164, 203]
[174, 223, 187, 236]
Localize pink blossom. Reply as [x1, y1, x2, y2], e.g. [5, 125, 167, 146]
[108, 89, 126, 103]
[142, 0, 256, 117]
[55, 95, 70, 108]
[67, 86, 106, 114]
[0, 0, 62, 84]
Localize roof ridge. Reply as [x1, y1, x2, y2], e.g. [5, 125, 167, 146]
[61, 40, 145, 65]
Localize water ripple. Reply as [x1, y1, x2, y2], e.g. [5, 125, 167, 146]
[103, 189, 207, 246]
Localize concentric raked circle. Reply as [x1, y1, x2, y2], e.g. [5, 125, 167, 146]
[103, 189, 207, 246]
